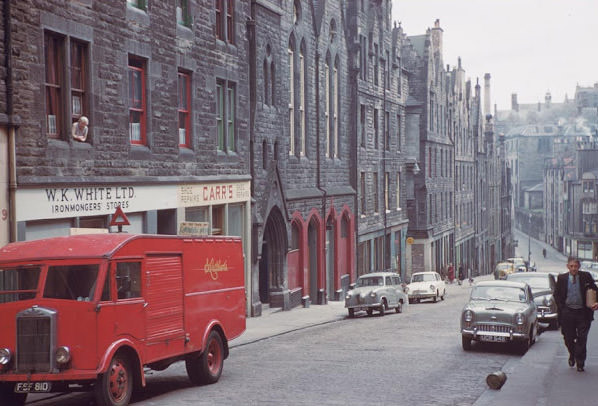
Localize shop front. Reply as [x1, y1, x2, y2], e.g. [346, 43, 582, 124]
[14, 179, 252, 313]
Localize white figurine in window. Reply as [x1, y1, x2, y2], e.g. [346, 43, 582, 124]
[72, 116, 89, 142]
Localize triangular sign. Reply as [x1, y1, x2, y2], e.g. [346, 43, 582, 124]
[109, 206, 130, 227]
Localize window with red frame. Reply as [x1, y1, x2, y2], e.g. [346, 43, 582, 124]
[70, 40, 88, 124]
[215, 0, 234, 44]
[45, 32, 64, 139]
[128, 57, 146, 145]
[178, 71, 191, 148]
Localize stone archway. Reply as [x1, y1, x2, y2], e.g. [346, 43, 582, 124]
[259, 207, 287, 305]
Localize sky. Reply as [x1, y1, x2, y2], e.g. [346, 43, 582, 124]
[392, 0, 598, 111]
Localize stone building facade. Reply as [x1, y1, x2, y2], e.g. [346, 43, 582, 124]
[248, 0, 355, 315]
[0, 0, 253, 311]
[0, 2, 513, 315]
[346, 1, 410, 280]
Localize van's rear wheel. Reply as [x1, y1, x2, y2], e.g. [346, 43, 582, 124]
[186, 330, 224, 385]
[94, 353, 133, 406]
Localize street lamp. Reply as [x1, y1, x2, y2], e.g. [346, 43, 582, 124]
[528, 213, 532, 265]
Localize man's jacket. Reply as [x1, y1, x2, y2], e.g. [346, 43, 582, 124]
[554, 270, 598, 321]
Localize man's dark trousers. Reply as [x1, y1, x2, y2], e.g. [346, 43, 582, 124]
[561, 307, 591, 366]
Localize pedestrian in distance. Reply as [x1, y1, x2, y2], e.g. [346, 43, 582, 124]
[542, 248, 547, 258]
[458, 265, 464, 286]
[553, 256, 598, 372]
[447, 264, 455, 284]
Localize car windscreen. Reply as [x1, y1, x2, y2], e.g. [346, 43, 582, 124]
[507, 275, 549, 290]
[0, 266, 41, 303]
[356, 276, 383, 287]
[471, 285, 527, 302]
[43, 264, 100, 301]
[411, 274, 434, 283]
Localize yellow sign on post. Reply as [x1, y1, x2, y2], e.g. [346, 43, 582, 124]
[406, 237, 414, 245]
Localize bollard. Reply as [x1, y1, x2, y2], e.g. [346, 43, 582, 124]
[486, 371, 507, 390]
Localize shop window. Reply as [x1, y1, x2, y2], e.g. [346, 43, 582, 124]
[212, 205, 225, 235]
[228, 204, 243, 237]
[185, 206, 208, 222]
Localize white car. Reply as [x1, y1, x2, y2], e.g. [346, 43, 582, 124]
[405, 272, 446, 303]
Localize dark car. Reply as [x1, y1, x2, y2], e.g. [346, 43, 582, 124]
[506, 272, 558, 329]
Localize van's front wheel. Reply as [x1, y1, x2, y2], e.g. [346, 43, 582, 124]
[186, 330, 224, 385]
[94, 353, 133, 406]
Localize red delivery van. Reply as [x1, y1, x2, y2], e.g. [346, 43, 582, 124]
[0, 234, 246, 406]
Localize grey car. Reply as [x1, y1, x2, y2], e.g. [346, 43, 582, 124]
[506, 272, 558, 329]
[461, 280, 538, 354]
[345, 272, 407, 317]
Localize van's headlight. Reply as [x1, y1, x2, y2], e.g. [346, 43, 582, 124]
[0, 348, 11, 365]
[55, 346, 71, 366]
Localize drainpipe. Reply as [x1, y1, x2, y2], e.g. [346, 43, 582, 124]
[315, 50, 328, 304]
[4, 0, 17, 242]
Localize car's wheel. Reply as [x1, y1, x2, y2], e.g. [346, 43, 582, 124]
[379, 300, 386, 316]
[441, 289, 446, 300]
[516, 332, 531, 355]
[433, 291, 438, 303]
[396, 301, 403, 313]
[348, 308, 355, 318]
[462, 336, 472, 351]
[408, 298, 414, 304]
[94, 353, 133, 406]
[366, 308, 373, 316]
[186, 330, 224, 385]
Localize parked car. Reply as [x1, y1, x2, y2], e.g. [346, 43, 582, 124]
[344, 272, 407, 317]
[494, 262, 516, 280]
[506, 257, 526, 271]
[405, 272, 446, 303]
[461, 280, 538, 354]
[506, 272, 558, 329]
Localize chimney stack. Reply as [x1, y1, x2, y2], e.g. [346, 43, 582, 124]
[484, 73, 491, 118]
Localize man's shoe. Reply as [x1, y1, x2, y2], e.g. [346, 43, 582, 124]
[568, 356, 575, 367]
[577, 364, 585, 372]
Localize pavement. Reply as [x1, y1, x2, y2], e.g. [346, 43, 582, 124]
[230, 233, 598, 405]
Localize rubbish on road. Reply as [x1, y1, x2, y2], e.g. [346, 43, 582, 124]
[486, 371, 507, 390]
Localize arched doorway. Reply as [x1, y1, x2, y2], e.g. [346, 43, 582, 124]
[259, 207, 287, 304]
[325, 216, 335, 300]
[308, 218, 320, 303]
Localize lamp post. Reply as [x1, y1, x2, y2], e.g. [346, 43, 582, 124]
[527, 213, 532, 265]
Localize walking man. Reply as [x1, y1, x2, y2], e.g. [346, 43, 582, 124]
[554, 257, 598, 371]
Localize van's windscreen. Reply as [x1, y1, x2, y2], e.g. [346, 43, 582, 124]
[44, 265, 100, 301]
[0, 266, 41, 303]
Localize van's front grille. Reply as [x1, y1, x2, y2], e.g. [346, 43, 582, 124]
[16, 307, 56, 373]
